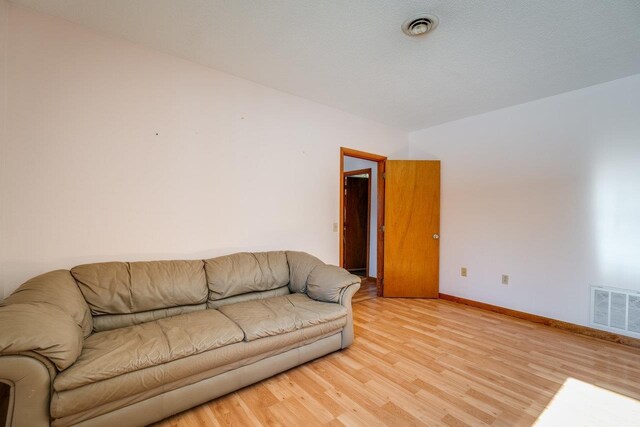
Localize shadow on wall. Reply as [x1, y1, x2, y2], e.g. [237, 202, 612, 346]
[406, 73, 640, 329]
[593, 140, 640, 286]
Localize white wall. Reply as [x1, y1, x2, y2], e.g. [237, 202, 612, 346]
[0, 5, 407, 297]
[409, 73, 640, 329]
[343, 157, 377, 277]
[5, 3, 638, 327]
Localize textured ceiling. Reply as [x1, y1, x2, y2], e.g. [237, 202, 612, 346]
[10, 0, 640, 131]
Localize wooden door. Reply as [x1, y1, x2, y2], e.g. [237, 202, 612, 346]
[343, 172, 370, 272]
[383, 161, 440, 297]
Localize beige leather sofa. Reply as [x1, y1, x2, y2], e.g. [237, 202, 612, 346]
[0, 251, 361, 427]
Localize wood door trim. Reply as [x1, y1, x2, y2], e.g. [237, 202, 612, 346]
[340, 147, 387, 296]
[343, 168, 372, 177]
[342, 168, 372, 275]
[341, 147, 387, 162]
[439, 293, 640, 349]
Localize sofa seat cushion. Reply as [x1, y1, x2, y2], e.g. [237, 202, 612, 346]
[54, 309, 243, 392]
[50, 320, 346, 420]
[218, 293, 347, 341]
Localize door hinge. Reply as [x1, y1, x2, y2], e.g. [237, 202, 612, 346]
[381, 225, 385, 233]
[382, 172, 386, 179]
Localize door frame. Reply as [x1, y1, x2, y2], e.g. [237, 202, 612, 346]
[342, 168, 372, 275]
[340, 147, 387, 296]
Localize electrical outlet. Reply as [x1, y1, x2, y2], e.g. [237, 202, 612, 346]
[502, 274, 509, 285]
[333, 222, 338, 232]
[461, 267, 467, 277]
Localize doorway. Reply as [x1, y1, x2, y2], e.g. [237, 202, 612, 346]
[340, 148, 441, 300]
[340, 147, 386, 298]
[343, 168, 371, 277]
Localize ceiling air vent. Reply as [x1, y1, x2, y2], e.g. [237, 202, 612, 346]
[402, 14, 439, 37]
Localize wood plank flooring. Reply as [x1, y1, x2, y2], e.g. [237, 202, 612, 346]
[154, 298, 640, 426]
[352, 277, 377, 303]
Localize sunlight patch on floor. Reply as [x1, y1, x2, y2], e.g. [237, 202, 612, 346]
[535, 378, 640, 426]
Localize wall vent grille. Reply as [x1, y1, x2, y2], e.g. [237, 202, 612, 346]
[590, 286, 640, 338]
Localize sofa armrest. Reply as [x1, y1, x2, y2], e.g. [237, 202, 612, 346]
[285, 251, 324, 293]
[306, 265, 361, 349]
[337, 283, 360, 349]
[0, 353, 54, 427]
[2, 270, 94, 338]
[0, 303, 84, 371]
[306, 265, 361, 303]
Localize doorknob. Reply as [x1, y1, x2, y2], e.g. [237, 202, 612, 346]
[433, 234, 440, 240]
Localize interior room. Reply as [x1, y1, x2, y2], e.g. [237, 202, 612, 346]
[1, 1, 639, 426]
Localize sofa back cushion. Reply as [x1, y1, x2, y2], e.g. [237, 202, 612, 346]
[205, 251, 289, 301]
[71, 260, 207, 315]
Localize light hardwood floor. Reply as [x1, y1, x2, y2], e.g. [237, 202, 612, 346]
[154, 298, 640, 426]
[352, 277, 377, 304]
